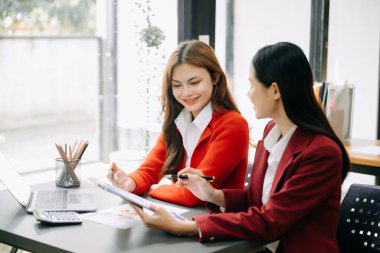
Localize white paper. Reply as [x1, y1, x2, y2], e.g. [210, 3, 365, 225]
[82, 204, 141, 229]
[89, 177, 153, 209]
[82, 202, 189, 229]
[86, 178, 189, 228]
[350, 146, 380, 156]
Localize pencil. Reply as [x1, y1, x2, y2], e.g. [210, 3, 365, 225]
[165, 174, 215, 182]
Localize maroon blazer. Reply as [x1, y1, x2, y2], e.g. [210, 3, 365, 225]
[194, 121, 343, 253]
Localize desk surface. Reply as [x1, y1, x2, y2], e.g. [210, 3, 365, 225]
[0, 180, 264, 253]
[346, 139, 380, 168]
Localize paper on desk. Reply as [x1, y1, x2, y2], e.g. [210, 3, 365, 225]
[82, 203, 189, 229]
[82, 204, 140, 229]
[350, 146, 380, 156]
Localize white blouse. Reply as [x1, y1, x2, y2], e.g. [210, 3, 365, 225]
[262, 124, 297, 204]
[174, 102, 212, 167]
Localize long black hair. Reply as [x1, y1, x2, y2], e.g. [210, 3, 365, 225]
[252, 42, 349, 181]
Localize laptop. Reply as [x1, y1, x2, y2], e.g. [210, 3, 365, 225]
[0, 153, 97, 213]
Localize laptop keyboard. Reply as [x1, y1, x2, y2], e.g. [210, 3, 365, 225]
[36, 190, 68, 210]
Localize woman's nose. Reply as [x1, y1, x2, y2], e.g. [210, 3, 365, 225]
[183, 85, 192, 96]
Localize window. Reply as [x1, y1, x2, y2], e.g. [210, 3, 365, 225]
[0, 0, 99, 175]
[116, 0, 178, 156]
[327, 0, 380, 139]
[216, 0, 311, 143]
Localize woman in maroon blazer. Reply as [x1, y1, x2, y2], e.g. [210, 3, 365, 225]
[131, 42, 350, 253]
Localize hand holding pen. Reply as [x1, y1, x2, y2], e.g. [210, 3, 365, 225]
[173, 167, 217, 203]
[165, 174, 215, 182]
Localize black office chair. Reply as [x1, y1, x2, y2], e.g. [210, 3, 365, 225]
[245, 162, 253, 190]
[337, 184, 380, 253]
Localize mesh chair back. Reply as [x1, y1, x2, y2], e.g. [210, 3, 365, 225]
[337, 184, 380, 253]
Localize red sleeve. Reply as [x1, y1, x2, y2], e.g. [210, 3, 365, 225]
[194, 141, 342, 242]
[128, 133, 166, 195]
[223, 189, 248, 212]
[204, 189, 248, 213]
[149, 113, 249, 207]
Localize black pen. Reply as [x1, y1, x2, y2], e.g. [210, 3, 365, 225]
[165, 174, 215, 182]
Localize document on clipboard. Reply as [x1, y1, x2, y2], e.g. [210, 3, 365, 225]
[88, 178, 153, 209]
[88, 178, 188, 221]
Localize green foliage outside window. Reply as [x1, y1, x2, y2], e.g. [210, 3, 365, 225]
[0, 0, 96, 35]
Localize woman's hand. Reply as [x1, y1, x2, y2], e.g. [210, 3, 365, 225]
[148, 184, 160, 193]
[176, 167, 225, 207]
[129, 202, 199, 236]
[107, 162, 136, 192]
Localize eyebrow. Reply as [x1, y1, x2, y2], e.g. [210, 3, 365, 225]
[172, 76, 200, 83]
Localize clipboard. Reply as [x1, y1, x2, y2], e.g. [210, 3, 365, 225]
[88, 178, 188, 221]
[88, 178, 152, 210]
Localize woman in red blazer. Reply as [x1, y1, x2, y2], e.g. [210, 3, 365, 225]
[131, 42, 350, 253]
[107, 40, 249, 207]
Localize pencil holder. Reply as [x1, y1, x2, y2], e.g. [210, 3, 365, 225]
[55, 158, 81, 187]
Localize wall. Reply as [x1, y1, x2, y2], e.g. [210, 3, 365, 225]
[232, 0, 311, 142]
[327, 0, 380, 139]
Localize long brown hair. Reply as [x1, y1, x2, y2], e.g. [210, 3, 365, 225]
[161, 40, 239, 175]
[252, 42, 350, 181]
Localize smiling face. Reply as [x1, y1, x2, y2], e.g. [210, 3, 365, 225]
[171, 63, 215, 118]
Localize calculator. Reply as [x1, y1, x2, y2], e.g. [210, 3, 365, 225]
[33, 210, 83, 224]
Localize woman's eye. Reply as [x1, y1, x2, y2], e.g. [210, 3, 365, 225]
[172, 83, 181, 88]
[190, 81, 200, 85]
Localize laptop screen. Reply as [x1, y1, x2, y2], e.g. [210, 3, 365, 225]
[0, 153, 32, 206]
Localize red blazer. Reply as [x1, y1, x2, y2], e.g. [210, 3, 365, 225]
[194, 121, 343, 253]
[129, 110, 249, 207]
